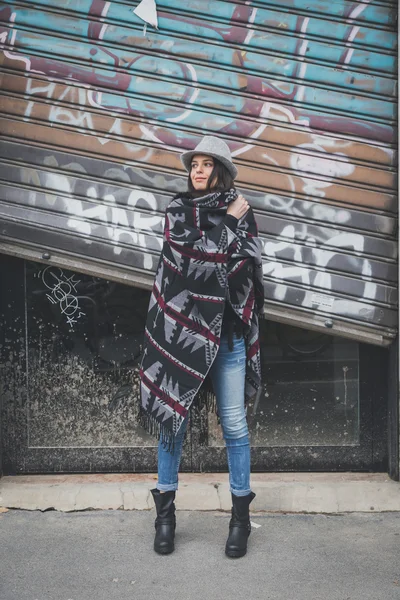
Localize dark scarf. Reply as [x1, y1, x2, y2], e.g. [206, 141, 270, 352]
[139, 188, 264, 449]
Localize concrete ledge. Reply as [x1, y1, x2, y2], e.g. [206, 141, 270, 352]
[0, 473, 399, 513]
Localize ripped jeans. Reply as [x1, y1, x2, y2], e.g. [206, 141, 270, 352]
[156, 334, 252, 497]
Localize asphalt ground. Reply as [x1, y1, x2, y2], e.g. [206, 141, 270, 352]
[1, 509, 399, 600]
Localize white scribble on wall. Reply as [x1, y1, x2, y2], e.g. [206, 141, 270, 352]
[40, 266, 86, 328]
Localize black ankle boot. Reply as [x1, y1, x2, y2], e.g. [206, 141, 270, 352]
[225, 491, 256, 558]
[150, 488, 176, 555]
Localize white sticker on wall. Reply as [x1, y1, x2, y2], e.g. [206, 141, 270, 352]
[311, 293, 334, 309]
[133, 0, 158, 29]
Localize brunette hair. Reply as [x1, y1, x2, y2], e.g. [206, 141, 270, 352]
[187, 156, 235, 195]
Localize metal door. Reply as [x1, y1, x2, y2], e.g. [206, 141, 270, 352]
[191, 321, 388, 473]
[1, 256, 386, 474]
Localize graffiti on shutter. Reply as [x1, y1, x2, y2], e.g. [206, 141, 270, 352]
[0, 0, 397, 345]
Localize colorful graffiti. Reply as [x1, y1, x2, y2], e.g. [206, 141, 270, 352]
[0, 1, 396, 157]
[0, 0, 397, 341]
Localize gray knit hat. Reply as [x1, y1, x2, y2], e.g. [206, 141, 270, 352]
[180, 135, 238, 179]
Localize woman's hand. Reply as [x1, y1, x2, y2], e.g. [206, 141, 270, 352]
[226, 194, 250, 220]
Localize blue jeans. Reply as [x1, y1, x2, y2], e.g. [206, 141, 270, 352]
[156, 334, 252, 497]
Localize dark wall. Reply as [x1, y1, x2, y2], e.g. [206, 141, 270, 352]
[0, 254, 27, 476]
[0, 254, 4, 477]
[388, 340, 399, 480]
[0, 254, 7, 477]
[0, 379, 2, 477]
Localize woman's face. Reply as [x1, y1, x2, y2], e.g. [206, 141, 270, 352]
[190, 154, 215, 191]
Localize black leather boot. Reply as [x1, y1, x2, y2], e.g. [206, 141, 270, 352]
[225, 491, 256, 558]
[150, 488, 176, 555]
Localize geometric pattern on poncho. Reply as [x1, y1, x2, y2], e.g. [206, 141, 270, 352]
[139, 188, 264, 446]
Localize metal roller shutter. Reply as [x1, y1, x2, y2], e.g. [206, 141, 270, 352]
[0, 0, 397, 345]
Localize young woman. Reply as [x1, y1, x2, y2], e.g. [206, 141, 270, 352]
[139, 135, 264, 558]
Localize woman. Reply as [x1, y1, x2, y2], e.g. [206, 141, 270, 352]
[139, 135, 264, 558]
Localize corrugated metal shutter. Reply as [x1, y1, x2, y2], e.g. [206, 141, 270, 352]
[0, 0, 397, 345]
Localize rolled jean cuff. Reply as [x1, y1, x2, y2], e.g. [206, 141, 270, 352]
[225, 435, 250, 445]
[230, 487, 253, 497]
[156, 482, 178, 492]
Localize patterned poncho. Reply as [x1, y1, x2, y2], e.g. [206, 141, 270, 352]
[139, 188, 264, 448]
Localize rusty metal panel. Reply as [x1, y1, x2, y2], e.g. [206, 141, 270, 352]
[0, 0, 397, 345]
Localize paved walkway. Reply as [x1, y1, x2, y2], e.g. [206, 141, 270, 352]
[1, 508, 399, 600]
[1, 472, 400, 513]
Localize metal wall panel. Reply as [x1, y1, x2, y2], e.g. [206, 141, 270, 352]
[0, 0, 397, 345]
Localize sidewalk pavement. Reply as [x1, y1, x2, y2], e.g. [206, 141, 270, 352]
[1, 508, 399, 600]
[1, 472, 400, 513]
